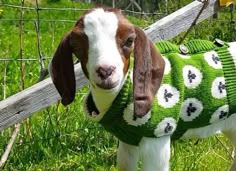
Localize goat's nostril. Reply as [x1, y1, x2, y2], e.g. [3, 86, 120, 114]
[97, 67, 107, 80]
[96, 66, 116, 80]
[107, 66, 115, 75]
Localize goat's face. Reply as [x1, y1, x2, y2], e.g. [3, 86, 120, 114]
[81, 8, 135, 90]
[50, 7, 165, 118]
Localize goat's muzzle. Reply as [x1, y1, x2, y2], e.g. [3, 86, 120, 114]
[95, 65, 119, 90]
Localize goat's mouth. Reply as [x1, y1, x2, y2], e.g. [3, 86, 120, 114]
[96, 80, 119, 90]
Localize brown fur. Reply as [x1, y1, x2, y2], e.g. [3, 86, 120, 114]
[50, 7, 165, 118]
[50, 32, 75, 106]
[133, 26, 165, 117]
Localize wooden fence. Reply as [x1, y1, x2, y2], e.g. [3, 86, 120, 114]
[0, 0, 221, 131]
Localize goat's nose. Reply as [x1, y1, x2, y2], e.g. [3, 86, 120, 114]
[96, 66, 116, 80]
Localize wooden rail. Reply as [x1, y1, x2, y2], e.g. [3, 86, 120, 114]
[146, 0, 220, 42]
[0, 0, 221, 131]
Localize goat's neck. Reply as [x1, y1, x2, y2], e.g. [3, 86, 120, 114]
[90, 86, 121, 114]
[90, 73, 129, 114]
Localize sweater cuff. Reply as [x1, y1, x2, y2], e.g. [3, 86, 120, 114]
[217, 47, 236, 114]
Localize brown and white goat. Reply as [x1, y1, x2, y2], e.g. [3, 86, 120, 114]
[49, 7, 236, 171]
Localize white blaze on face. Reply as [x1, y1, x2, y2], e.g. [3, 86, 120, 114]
[83, 9, 124, 88]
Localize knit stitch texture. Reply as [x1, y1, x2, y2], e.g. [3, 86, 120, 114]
[84, 40, 236, 146]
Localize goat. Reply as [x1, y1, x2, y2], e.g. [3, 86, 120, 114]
[50, 7, 236, 171]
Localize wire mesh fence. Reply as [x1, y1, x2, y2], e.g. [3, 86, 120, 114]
[0, 0, 236, 139]
[0, 0, 236, 170]
[0, 0, 235, 124]
[0, 0, 235, 62]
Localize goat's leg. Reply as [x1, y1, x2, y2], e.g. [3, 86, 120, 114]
[139, 136, 170, 171]
[223, 130, 236, 171]
[117, 141, 139, 171]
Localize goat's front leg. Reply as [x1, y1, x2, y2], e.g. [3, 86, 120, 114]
[139, 136, 171, 171]
[117, 141, 139, 171]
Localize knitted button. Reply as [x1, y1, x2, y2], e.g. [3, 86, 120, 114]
[211, 77, 227, 99]
[179, 44, 189, 54]
[157, 84, 180, 108]
[183, 65, 203, 89]
[210, 105, 229, 124]
[214, 38, 224, 47]
[180, 98, 203, 122]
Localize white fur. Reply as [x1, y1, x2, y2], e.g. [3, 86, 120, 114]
[118, 137, 170, 171]
[181, 114, 236, 171]
[81, 10, 236, 170]
[82, 9, 173, 171]
[117, 113, 236, 171]
[117, 141, 139, 171]
[83, 9, 125, 113]
[182, 113, 236, 139]
[139, 137, 170, 171]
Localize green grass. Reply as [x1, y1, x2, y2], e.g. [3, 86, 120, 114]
[0, 0, 235, 170]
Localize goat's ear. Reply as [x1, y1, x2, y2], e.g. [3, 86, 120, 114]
[133, 26, 165, 118]
[50, 32, 76, 106]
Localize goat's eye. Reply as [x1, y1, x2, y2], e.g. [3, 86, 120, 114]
[124, 37, 134, 47]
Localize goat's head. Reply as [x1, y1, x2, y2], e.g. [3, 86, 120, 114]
[50, 7, 165, 118]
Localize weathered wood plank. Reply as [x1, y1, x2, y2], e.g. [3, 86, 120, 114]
[0, 0, 221, 131]
[145, 0, 220, 42]
[0, 65, 88, 131]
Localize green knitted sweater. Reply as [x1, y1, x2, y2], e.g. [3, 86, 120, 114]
[84, 40, 236, 146]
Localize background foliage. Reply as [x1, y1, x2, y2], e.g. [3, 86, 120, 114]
[0, 0, 236, 170]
